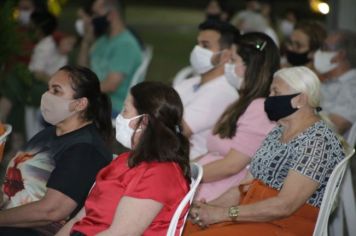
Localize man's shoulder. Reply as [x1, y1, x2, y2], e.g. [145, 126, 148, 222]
[114, 30, 140, 48]
[206, 76, 238, 95]
[341, 69, 356, 83]
[36, 36, 56, 50]
[331, 69, 356, 92]
[174, 76, 201, 91]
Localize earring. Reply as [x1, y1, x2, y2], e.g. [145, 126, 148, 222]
[296, 105, 301, 109]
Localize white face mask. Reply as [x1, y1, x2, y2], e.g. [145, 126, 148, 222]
[115, 114, 143, 149]
[314, 49, 338, 74]
[280, 20, 294, 37]
[18, 10, 32, 25]
[190, 45, 216, 74]
[224, 63, 244, 89]
[75, 19, 85, 37]
[40, 92, 77, 125]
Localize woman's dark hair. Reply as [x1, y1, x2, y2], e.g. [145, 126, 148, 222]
[30, 10, 57, 36]
[213, 32, 280, 138]
[59, 65, 112, 141]
[128, 81, 191, 183]
[294, 20, 327, 52]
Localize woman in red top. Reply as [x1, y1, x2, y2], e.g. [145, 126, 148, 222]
[57, 81, 191, 236]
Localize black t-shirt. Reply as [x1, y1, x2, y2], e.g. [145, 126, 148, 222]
[2, 123, 112, 217]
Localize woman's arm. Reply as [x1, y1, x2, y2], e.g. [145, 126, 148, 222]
[55, 207, 86, 236]
[206, 171, 253, 207]
[202, 148, 250, 182]
[96, 196, 163, 236]
[196, 170, 319, 226]
[0, 188, 77, 227]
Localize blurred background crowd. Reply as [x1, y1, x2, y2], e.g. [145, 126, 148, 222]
[0, 0, 356, 235]
[1, 0, 355, 151]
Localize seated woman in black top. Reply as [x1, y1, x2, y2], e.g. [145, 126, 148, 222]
[0, 65, 113, 235]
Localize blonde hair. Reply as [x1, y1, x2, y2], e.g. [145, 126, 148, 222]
[274, 66, 320, 108]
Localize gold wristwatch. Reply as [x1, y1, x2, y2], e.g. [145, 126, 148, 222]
[228, 206, 239, 220]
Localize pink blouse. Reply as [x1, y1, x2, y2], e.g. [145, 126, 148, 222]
[195, 98, 275, 201]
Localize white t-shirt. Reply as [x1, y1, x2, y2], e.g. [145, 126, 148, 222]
[174, 75, 239, 160]
[29, 36, 68, 76]
[320, 69, 356, 134]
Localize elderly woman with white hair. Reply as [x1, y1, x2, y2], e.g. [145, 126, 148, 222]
[183, 66, 345, 236]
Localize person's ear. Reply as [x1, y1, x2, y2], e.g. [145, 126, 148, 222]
[222, 48, 233, 62]
[140, 115, 149, 128]
[106, 9, 115, 21]
[292, 93, 307, 109]
[214, 48, 232, 65]
[221, 12, 228, 21]
[331, 49, 345, 63]
[74, 97, 89, 112]
[307, 50, 314, 60]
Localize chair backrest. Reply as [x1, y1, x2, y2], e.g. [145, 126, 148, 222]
[313, 148, 355, 236]
[166, 163, 203, 236]
[347, 122, 356, 147]
[0, 124, 13, 162]
[128, 45, 153, 89]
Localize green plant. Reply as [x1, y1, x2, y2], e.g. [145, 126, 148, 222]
[0, 1, 21, 70]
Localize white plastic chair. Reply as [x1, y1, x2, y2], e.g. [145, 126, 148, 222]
[111, 45, 153, 124]
[0, 124, 12, 162]
[313, 148, 355, 236]
[166, 163, 203, 236]
[329, 123, 356, 236]
[25, 106, 44, 140]
[129, 45, 153, 89]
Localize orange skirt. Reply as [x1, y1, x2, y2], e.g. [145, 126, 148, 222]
[183, 180, 319, 236]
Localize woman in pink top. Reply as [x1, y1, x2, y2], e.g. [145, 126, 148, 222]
[195, 32, 280, 202]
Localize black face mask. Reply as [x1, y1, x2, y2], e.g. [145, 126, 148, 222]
[92, 15, 109, 38]
[264, 93, 300, 121]
[286, 49, 311, 66]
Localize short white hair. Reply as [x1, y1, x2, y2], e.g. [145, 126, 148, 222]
[274, 66, 321, 108]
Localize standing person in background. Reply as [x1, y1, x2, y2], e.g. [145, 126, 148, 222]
[231, 10, 279, 47]
[29, 11, 77, 83]
[205, 0, 234, 22]
[315, 30, 356, 135]
[78, 0, 142, 116]
[174, 20, 239, 160]
[279, 8, 299, 40]
[0, 0, 48, 152]
[195, 32, 279, 202]
[27, 11, 76, 90]
[0, 66, 112, 236]
[56, 82, 191, 236]
[283, 21, 326, 72]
